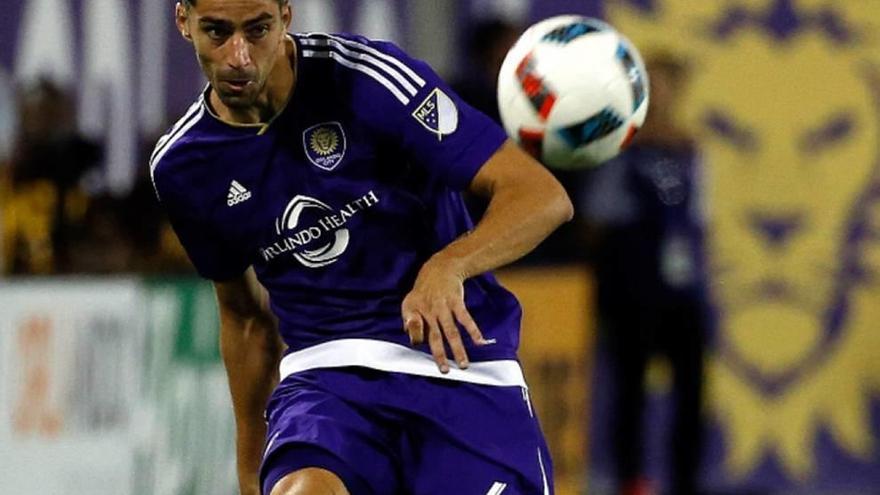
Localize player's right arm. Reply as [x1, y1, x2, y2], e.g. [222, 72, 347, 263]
[152, 145, 278, 494]
[215, 270, 283, 495]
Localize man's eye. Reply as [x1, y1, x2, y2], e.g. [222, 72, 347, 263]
[205, 27, 230, 40]
[249, 24, 271, 38]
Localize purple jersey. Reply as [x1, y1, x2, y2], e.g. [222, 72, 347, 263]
[151, 33, 524, 376]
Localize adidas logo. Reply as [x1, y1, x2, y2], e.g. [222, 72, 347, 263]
[227, 180, 252, 206]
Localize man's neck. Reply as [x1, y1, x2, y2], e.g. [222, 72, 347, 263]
[211, 38, 296, 125]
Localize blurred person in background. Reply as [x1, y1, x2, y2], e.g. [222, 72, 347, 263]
[0, 69, 14, 163]
[0, 67, 16, 274]
[451, 18, 519, 225]
[579, 52, 709, 495]
[64, 195, 133, 273]
[115, 136, 196, 275]
[451, 18, 521, 125]
[3, 78, 102, 275]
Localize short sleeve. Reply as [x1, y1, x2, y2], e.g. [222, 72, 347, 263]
[152, 159, 251, 281]
[328, 35, 509, 190]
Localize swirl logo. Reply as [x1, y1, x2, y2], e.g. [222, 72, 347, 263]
[261, 191, 380, 269]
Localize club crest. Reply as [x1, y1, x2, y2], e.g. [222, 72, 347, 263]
[303, 122, 347, 171]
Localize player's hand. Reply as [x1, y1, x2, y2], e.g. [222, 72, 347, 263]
[401, 256, 490, 373]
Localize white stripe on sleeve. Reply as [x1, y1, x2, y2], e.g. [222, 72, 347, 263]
[324, 34, 426, 87]
[149, 105, 206, 194]
[301, 38, 420, 96]
[302, 49, 411, 105]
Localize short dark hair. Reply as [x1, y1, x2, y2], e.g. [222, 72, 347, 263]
[644, 50, 691, 83]
[182, 0, 288, 8]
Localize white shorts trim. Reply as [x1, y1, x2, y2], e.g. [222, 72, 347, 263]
[279, 338, 527, 388]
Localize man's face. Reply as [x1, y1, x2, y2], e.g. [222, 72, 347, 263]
[645, 62, 684, 117]
[177, 0, 291, 109]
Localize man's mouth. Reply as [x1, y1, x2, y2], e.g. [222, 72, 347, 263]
[220, 79, 253, 92]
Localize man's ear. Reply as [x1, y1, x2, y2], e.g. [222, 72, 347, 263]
[281, 3, 292, 31]
[175, 2, 192, 41]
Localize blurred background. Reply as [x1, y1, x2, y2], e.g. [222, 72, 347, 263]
[1, 0, 879, 494]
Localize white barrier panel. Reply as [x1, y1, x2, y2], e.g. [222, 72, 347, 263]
[0, 278, 238, 495]
[136, 279, 237, 495]
[0, 279, 145, 495]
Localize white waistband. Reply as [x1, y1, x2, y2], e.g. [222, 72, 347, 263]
[279, 338, 527, 388]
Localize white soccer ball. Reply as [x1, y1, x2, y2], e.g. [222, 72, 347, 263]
[497, 15, 650, 169]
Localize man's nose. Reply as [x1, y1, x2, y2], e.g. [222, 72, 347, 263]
[228, 34, 252, 69]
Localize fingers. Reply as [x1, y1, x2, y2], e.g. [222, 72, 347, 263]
[403, 307, 460, 374]
[425, 317, 450, 374]
[403, 296, 486, 375]
[403, 313, 424, 345]
[451, 303, 487, 346]
[438, 311, 469, 370]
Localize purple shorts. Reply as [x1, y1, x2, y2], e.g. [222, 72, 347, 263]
[260, 367, 554, 494]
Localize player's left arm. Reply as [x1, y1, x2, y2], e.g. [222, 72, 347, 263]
[402, 139, 573, 371]
[346, 35, 572, 371]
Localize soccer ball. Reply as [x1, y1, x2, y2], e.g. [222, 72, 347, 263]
[497, 15, 650, 169]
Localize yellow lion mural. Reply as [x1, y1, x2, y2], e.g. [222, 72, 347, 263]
[607, 0, 880, 482]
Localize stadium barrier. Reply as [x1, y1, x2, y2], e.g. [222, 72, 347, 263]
[0, 278, 236, 495]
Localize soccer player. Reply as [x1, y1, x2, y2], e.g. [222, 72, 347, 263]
[150, 1, 573, 494]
